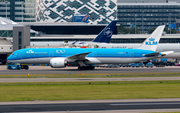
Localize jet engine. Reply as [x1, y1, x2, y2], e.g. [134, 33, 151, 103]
[50, 58, 67, 68]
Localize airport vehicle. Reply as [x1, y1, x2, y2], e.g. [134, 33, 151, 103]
[7, 63, 29, 70]
[130, 63, 138, 68]
[7, 25, 172, 70]
[155, 61, 166, 67]
[137, 63, 145, 67]
[121, 64, 131, 67]
[108, 64, 119, 68]
[130, 63, 144, 68]
[166, 61, 175, 66]
[152, 59, 175, 67]
[146, 63, 154, 68]
[7, 63, 21, 70]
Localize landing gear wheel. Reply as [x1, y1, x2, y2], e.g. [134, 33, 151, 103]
[78, 66, 84, 70]
[78, 66, 87, 70]
[25, 65, 29, 70]
[17, 66, 20, 70]
[91, 66, 95, 70]
[88, 66, 95, 70]
[78, 66, 81, 70]
[82, 66, 86, 70]
[8, 66, 11, 70]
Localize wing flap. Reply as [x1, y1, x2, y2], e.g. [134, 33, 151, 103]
[161, 51, 174, 56]
[67, 52, 91, 62]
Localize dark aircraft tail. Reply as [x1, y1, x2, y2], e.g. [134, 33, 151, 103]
[92, 20, 117, 43]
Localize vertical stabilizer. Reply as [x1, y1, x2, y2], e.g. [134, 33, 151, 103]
[138, 25, 165, 51]
[92, 20, 117, 43]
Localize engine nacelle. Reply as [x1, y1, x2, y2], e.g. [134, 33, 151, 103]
[50, 58, 67, 68]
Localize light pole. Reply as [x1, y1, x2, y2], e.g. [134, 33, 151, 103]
[169, 13, 172, 34]
[5, 1, 8, 19]
[135, 14, 137, 34]
[22, 1, 24, 25]
[142, 11, 144, 34]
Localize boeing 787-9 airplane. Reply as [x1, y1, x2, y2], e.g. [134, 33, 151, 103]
[7, 25, 171, 70]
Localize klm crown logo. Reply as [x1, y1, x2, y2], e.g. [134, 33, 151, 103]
[148, 37, 155, 41]
[145, 37, 158, 45]
[26, 50, 34, 53]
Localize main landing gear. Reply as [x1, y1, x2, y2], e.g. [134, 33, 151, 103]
[78, 66, 95, 70]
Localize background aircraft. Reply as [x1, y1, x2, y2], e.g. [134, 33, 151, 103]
[30, 20, 117, 47]
[30, 21, 180, 59]
[7, 25, 169, 70]
[96, 43, 180, 58]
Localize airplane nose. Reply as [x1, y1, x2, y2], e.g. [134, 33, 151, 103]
[7, 56, 11, 63]
[7, 59, 10, 63]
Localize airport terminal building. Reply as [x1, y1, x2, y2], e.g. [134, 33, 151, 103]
[1, 0, 180, 31]
[36, 0, 117, 24]
[0, 0, 36, 22]
[117, 0, 180, 32]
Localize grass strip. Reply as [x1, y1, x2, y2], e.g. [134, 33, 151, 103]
[0, 80, 180, 86]
[153, 112, 180, 113]
[0, 80, 180, 101]
[2, 72, 180, 78]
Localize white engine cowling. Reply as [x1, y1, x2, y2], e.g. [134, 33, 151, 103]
[50, 58, 67, 68]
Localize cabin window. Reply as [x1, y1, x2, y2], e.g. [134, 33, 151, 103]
[120, 52, 125, 55]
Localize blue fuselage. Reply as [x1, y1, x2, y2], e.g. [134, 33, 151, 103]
[7, 48, 156, 65]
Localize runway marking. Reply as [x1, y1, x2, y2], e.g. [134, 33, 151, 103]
[77, 79, 94, 80]
[110, 102, 180, 106]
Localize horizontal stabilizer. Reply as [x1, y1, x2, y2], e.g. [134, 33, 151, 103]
[161, 51, 174, 56]
[145, 51, 174, 57]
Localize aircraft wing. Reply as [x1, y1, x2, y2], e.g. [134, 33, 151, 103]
[67, 52, 91, 62]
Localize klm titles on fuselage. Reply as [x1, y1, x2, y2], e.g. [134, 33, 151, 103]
[26, 50, 48, 55]
[145, 37, 158, 45]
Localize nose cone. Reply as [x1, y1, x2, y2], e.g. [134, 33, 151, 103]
[7, 55, 12, 63]
[7, 56, 10, 62]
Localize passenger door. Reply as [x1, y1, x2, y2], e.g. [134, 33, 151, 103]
[129, 52, 134, 58]
[49, 51, 53, 57]
[18, 51, 23, 58]
[92, 51, 97, 57]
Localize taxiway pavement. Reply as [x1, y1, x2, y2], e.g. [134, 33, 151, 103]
[0, 66, 180, 75]
[0, 98, 180, 113]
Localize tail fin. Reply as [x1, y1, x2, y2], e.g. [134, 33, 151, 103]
[138, 25, 165, 51]
[92, 20, 117, 43]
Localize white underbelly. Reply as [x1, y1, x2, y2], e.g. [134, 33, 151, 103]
[8, 58, 52, 64]
[92, 57, 152, 64]
[8, 57, 153, 65]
